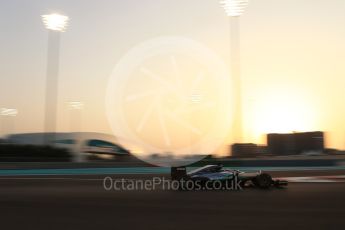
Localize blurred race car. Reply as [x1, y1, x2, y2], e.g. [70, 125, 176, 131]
[171, 165, 288, 189]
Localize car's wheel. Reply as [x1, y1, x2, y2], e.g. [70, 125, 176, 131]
[239, 179, 247, 189]
[253, 173, 272, 189]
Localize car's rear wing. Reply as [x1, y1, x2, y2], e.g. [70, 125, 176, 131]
[171, 166, 187, 181]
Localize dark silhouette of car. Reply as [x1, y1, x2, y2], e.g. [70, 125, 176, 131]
[171, 165, 288, 190]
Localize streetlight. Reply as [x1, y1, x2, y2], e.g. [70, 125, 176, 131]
[0, 108, 18, 117]
[42, 13, 69, 145]
[68, 101, 84, 133]
[67, 101, 85, 162]
[0, 108, 18, 136]
[220, 0, 249, 144]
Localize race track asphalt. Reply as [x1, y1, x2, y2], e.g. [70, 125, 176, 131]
[0, 170, 345, 230]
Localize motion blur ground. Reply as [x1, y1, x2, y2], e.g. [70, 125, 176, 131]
[0, 170, 344, 230]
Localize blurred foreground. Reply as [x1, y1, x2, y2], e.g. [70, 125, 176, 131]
[0, 171, 344, 230]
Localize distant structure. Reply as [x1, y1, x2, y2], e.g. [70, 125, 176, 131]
[267, 131, 324, 156]
[230, 131, 325, 158]
[231, 143, 268, 158]
[7, 132, 130, 162]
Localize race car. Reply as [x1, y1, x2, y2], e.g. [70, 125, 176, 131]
[171, 164, 288, 190]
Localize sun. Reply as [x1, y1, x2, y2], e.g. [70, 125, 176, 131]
[250, 87, 317, 141]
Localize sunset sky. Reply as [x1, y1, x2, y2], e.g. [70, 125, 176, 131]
[1, 0, 345, 150]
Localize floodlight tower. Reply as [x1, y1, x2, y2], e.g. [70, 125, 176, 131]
[42, 14, 69, 145]
[220, 0, 249, 144]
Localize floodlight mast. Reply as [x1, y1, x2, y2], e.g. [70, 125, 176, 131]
[220, 0, 249, 145]
[42, 14, 69, 31]
[41, 14, 69, 145]
[220, 0, 249, 17]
